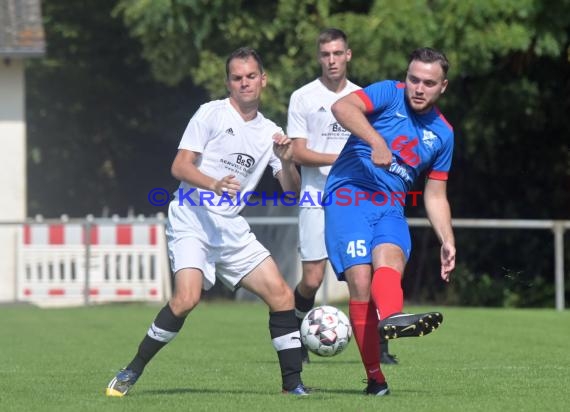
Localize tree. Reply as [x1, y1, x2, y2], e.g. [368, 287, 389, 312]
[26, 0, 206, 217]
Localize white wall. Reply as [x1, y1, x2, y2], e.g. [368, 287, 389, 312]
[0, 58, 26, 302]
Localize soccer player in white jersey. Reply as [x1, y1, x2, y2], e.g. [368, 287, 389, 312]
[106, 47, 309, 396]
[288, 28, 397, 365]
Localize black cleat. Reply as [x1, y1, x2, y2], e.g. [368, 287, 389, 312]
[378, 312, 443, 340]
[363, 379, 390, 396]
[282, 383, 310, 396]
[380, 351, 399, 365]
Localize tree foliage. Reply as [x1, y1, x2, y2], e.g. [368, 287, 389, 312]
[26, 0, 206, 217]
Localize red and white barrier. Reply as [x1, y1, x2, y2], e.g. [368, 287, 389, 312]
[17, 222, 171, 306]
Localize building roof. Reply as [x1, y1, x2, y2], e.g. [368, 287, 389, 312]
[0, 0, 45, 57]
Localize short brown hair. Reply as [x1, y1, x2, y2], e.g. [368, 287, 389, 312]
[408, 47, 449, 77]
[225, 47, 264, 79]
[317, 28, 348, 49]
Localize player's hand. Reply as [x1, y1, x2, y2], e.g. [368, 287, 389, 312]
[272, 133, 294, 162]
[370, 142, 393, 168]
[440, 242, 455, 282]
[213, 174, 240, 197]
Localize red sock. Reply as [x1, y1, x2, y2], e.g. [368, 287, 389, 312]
[349, 300, 385, 383]
[371, 267, 403, 320]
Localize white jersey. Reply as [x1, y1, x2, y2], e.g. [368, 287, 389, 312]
[287, 79, 360, 206]
[173, 98, 283, 216]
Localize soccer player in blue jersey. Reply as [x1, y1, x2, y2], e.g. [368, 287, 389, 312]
[324, 47, 456, 396]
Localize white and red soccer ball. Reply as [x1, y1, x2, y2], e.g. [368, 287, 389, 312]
[300, 305, 352, 357]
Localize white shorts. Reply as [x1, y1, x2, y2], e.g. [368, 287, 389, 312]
[166, 203, 270, 291]
[298, 207, 327, 261]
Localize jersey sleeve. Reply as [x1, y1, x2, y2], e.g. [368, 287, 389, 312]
[427, 131, 454, 180]
[178, 105, 212, 152]
[286, 91, 308, 139]
[354, 80, 399, 114]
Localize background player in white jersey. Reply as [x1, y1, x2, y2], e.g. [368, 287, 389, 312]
[106, 47, 309, 396]
[288, 28, 396, 364]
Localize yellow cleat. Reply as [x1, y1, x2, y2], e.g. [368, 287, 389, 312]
[105, 368, 140, 397]
[105, 388, 125, 397]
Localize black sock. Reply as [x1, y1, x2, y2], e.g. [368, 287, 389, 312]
[294, 287, 315, 323]
[269, 309, 303, 391]
[380, 338, 390, 354]
[127, 303, 187, 374]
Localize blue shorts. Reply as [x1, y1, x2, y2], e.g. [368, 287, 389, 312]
[324, 184, 411, 281]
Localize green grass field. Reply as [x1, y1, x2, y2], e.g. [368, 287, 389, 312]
[1, 302, 569, 412]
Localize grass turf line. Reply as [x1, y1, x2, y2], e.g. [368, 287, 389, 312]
[0, 303, 569, 412]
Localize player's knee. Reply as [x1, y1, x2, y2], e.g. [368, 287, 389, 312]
[300, 267, 324, 292]
[170, 292, 201, 316]
[267, 283, 294, 311]
[302, 275, 324, 292]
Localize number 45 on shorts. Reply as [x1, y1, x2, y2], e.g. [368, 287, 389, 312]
[346, 240, 367, 258]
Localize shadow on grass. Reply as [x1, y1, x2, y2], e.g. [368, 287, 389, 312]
[136, 387, 299, 396]
[137, 387, 373, 396]
[252, 359, 362, 365]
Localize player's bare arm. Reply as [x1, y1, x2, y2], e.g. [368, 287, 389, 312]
[424, 178, 456, 282]
[331, 93, 392, 167]
[171, 149, 241, 196]
[273, 133, 301, 194]
[291, 138, 338, 167]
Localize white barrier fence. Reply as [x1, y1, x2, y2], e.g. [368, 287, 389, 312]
[14, 218, 171, 307]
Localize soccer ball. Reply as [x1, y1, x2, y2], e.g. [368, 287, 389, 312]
[300, 305, 352, 357]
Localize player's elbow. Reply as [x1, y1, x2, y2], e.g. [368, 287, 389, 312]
[290, 140, 306, 165]
[290, 151, 304, 166]
[171, 159, 184, 181]
[171, 149, 196, 181]
[331, 100, 343, 119]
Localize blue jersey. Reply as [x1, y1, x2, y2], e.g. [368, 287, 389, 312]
[325, 80, 454, 198]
